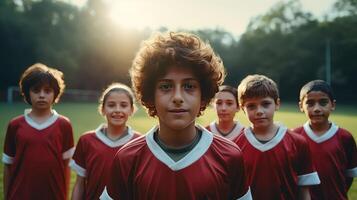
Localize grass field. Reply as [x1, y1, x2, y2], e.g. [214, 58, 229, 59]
[0, 102, 356, 199]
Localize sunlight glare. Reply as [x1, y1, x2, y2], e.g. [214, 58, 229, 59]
[109, 1, 156, 30]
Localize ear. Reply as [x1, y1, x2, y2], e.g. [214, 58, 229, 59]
[298, 101, 304, 112]
[275, 98, 281, 110]
[331, 99, 336, 111]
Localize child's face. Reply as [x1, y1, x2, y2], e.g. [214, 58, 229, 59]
[29, 84, 55, 111]
[214, 91, 239, 123]
[241, 96, 279, 131]
[102, 91, 134, 128]
[299, 91, 335, 126]
[154, 66, 202, 131]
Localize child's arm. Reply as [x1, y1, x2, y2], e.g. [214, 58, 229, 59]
[3, 164, 10, 200]
[71, 175, 85, 200]
[298, 186, 311, 200]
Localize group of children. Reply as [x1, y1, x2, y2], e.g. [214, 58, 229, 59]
[2, 31, 357, 200]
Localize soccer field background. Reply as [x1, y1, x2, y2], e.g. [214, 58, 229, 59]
[0, 102, 356, 199]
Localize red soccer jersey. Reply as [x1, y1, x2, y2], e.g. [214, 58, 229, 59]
[234, 125, 320, 200]
[2, 109, 74, 200]
[293, 122, 357, 200]
[205, 121, 244, 141]
[100, 125, 252, 200]
[70, 124, 141, 200]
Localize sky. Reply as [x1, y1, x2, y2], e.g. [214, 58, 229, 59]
[69, 0, 336, 36]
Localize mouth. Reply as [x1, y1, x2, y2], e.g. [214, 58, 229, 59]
[255, 118, 267, 121]
[169, 109, 187, 113]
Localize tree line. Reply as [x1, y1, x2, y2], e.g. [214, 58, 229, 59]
[1, 0, 356, 103]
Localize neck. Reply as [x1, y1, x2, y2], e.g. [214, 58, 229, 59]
[217, 120, 235, 134]
[252, 123, 278, 141]
[106, 124, 127, 140]
[29, 108, 53, 123]
[310, 121, 330, 136]
[157, 122, 197, 148]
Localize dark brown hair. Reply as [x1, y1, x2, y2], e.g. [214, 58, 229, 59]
[19, 63, 65, 105]
[237, 74, 279, 106]
[130, 32, 225, 117]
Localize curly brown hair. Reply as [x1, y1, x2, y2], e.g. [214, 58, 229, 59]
[19, 63, 65, 105]
[237, 74, 279, 106]
[130, 32, 225, 117]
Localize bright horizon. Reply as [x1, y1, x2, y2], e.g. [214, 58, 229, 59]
[68, 0, 336, 36]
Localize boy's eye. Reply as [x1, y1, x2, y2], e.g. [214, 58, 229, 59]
[246, 104, 256, 110]
[158, 83, 172, 91]
[183, 82, 196, 90]
[262, 101, 271, 108]
[226, 101, 234, 106]
[305, 100, 315, 107]
[31, 88, 40, 93]
[318, 99, 329, 106]
[44, 88, 53, 93]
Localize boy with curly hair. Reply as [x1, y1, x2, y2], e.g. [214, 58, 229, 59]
[101, 32, 251, 200]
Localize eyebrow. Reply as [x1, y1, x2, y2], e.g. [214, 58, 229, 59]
[157, 78, 198, 82]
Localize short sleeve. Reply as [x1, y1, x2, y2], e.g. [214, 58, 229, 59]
[60, 118, 75, 160]
[70, 136, 87, 177]
[295, 136, 320, 185]
[2, 121, 17, 164]
[344, 132, 357, 177]
[230, 149, 252, 200]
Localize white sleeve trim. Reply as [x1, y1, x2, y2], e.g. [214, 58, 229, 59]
[62, 147, 75, 160]
[237, 187, 252, 200]
[345, 167, 357, 177]
[298, 171, 320, 185]
[99, 187, 114, 200]
[69, 159, 87, 177]
[2, 153, 14, 164]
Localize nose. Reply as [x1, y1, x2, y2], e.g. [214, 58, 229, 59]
[39, 90, 46, 98]
[312, 103, 321, 113]
[172, 86, 184, 105]
[256, 105, 264, 115]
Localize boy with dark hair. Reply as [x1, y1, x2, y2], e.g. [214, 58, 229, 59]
[293, 80, 357, 200]
[235, 74, 320, 200]
[100, 32, 251, 200]
[206, 85, 244, 141]
[3, 63, 74, 200]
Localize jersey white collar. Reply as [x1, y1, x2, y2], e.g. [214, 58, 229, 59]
[24, 109, 59, 130]
[244, 124, 287, 152]
[209, 121, 244, 140]
[303, 121, 339, 143]
[146, 124, 213, 171]
[95, 124, 135, 148]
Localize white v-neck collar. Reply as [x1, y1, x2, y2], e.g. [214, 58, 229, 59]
[24, 109, 59, 130]
[303, 121, 338, 143]
[209, 121, 244, 140]
[245, 124, 287, 152]
[95, 124, 135, 148]
[146, 125, 213, 171]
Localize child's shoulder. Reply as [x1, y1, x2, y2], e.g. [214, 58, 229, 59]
[117, 135, 146, 156]
[335, 126, 356, 142]
[8, 115, 26, 125]
[291, 126, 304, 134]
[285, 129, 309, 146]
[212, 134, 242, 155]
[57, 114, 71, 123]
[78, 130, 97, 140]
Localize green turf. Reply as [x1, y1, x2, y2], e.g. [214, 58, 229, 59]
[0, 102, 356, 199]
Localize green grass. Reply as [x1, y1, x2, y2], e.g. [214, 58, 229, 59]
[1, 102, 357, 199]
